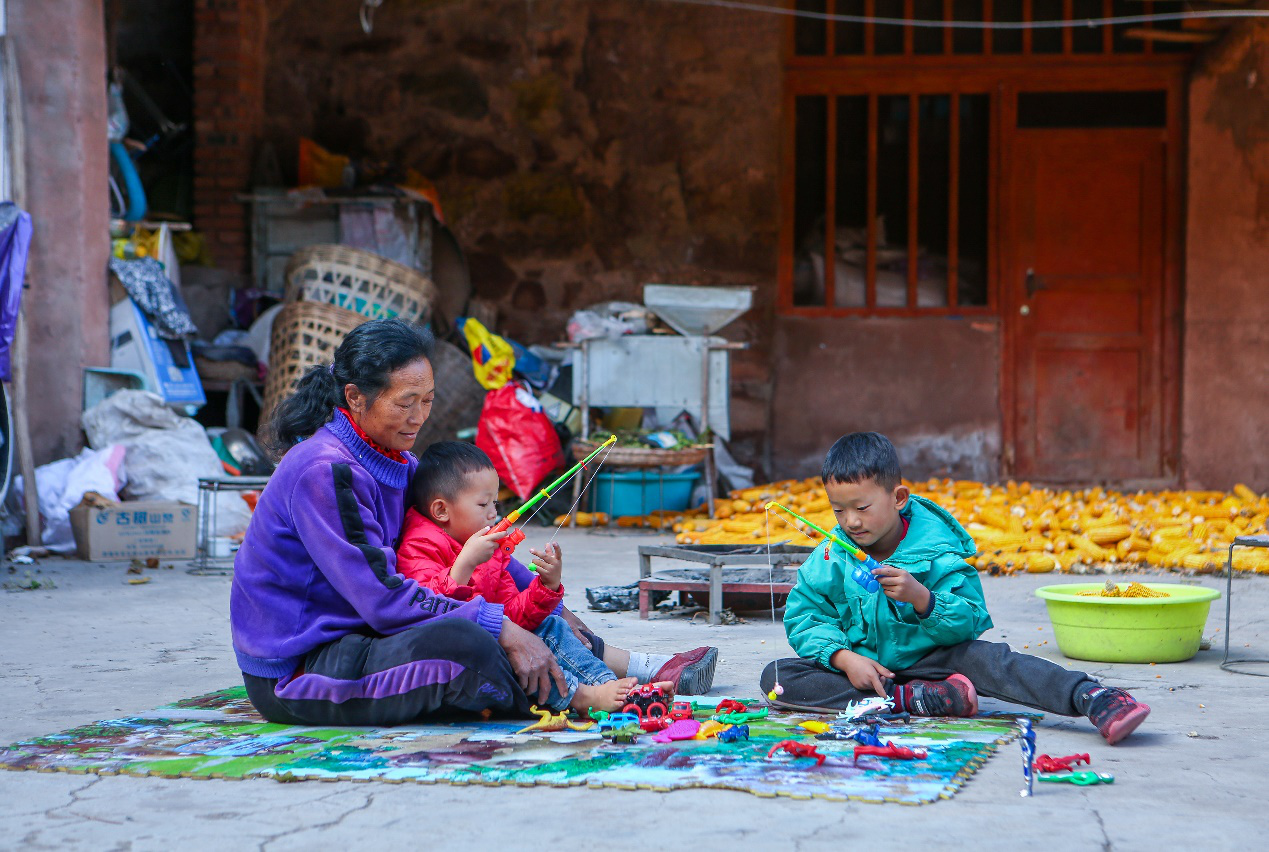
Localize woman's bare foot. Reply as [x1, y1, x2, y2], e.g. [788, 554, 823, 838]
[572, 677, 638, 714]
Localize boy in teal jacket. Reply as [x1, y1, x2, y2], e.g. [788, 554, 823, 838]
[760, 432, 1150, 745]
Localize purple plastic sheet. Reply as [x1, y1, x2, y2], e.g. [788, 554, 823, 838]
[0, 204, 32, 383]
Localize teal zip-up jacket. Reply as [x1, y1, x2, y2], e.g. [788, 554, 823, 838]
[784, 494, 993, 672]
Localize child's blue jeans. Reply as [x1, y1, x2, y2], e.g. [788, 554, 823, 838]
[534, 614, 617, 711]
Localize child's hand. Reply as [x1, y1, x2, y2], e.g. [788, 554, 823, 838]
[529, 543, 563, 591]
[451, 526, 509, 584]
[831, 648, 894, 698]
[871, 565, 932, 611]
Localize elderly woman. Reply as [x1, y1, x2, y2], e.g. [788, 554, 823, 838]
[231, 318, 564, 725]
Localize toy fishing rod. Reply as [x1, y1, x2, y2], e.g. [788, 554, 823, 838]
[765, 501, 907, 606]
[490, 435, 617, 557]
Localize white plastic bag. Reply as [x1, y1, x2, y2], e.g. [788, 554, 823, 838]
[13, 445, 127, 552]
[82, 390, 251, 536]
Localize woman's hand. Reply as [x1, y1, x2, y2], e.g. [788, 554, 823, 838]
[498, 619, 568, 704]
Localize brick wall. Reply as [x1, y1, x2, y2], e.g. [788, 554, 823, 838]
[192, 0, 266, 273]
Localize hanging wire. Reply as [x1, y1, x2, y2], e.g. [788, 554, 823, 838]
[543, 440, 619, 548]
[643, 0, 1269, 30]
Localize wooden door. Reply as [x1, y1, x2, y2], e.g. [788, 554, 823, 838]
[1005, 129, 1168, 481]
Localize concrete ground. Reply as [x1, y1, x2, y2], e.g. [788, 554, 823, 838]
[2, 527, 1266, 850]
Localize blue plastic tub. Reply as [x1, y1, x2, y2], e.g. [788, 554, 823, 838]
[590, 470, 701, 517]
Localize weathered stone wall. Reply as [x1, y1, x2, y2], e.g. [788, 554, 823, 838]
[262, 0, 782, 466]
[1184, 23, 1269, 490]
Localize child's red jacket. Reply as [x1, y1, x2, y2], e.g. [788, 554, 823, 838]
[396, 508, 564, 631]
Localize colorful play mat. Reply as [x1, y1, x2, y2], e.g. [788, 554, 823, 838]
[0, 688, 1033, 804]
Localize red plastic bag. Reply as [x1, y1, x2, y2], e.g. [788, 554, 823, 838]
[476, 382, 564, 500]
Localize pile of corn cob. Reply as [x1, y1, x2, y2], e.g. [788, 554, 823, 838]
[616, 479, 1269, 575]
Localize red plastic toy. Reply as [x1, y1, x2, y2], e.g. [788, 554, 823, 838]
[621, 684, 670, 721]
[1032, 753, 1091, 773]
[714, 699, 749, 715]
[766, 740, 827, 766]
[668, 701, 695, 721]
[853, 742, 928, 761]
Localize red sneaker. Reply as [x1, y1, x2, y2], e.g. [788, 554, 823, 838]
[1085, 686, 1150, 745]
[652, 647, 719, 695]
[894, 673, 978, 717]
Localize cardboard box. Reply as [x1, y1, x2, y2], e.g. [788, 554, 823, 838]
[109, 298, 206, 409]
[69, 500, 197, 561]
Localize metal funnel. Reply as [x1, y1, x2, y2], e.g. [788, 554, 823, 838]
[642, 284, 753, 336]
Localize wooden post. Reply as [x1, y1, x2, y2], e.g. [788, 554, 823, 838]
[2, 35, 40, 545]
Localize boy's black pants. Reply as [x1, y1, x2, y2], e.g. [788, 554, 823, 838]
[760, 640, 1093, 716]
[243, 618, 533, 727]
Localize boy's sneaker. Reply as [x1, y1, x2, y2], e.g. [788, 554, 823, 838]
[1083, 685, 1150, 745]
[653, 646, 719, 695]
[893, 674, 978, 717]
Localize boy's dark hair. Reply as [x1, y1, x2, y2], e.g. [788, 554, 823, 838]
[412, 442, 496, 515]
[822, 432, 902, 490]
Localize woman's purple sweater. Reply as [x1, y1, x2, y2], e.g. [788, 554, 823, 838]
[230, 410, 505, 679]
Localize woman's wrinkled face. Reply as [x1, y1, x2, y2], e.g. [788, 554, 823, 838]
[345, 358, 435, 452]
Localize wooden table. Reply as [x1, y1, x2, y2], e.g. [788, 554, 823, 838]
[637, 543, 812, 624]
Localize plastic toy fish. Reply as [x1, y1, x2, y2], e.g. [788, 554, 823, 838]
[1039, 771, 1114, 786]
[798, 720, 831, 734]
[694, 720, 729, 740]
[652, 719, 701, 743]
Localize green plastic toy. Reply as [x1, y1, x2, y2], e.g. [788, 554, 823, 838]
[1039, 771, 1115, 786]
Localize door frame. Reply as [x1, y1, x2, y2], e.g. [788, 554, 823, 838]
[997, 68, 1186, 486]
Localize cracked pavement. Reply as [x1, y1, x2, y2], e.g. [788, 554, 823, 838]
[1, 529, 1265, 849]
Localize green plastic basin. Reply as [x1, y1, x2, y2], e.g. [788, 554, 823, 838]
[1035, 583, 1221, 663]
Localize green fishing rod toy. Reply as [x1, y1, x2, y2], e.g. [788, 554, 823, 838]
[489, 435, 617, 561]
[766, 501, 908, 607]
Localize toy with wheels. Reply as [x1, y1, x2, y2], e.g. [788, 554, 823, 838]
[621, 684, 671, 721]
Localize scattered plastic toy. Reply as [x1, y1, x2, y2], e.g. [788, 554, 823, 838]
[597, 712, 640, 733]
[1040, 771, 1115, 786]
[639, 716, 671, 732]
[621, 683, 671, 720]
[715, 707, 769, 725]
[1018, 718, 1037, 798]
[694, 720, 729, 740]
[1032, 753, 1091, 773]
[515, 706, 571, 734]
[717, 724, 750, 743]
[853, 742, 928, 761]
[714, 699, 750, 715]
[767, 740, 827, 767]
[668, 701, 696, 721]
[798, 720, 831, 735]
[652, 719, 701, 743]
[835, 696, 894, 721]
[588, 708, 610, 723]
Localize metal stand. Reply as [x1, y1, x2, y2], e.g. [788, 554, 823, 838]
[1222, 534, 1269, 676]
[637, 544, 812, 624]
[187, 475, 271, 575]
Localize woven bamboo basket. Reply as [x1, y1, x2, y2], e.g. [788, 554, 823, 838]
[571, 440, 711, 468]
[261, 302, 368, 428]
[284, 244, 438, 324]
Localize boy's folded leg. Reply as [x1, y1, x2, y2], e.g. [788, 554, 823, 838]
[759, 657, 891, 712]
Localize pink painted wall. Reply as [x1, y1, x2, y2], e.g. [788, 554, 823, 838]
[1184, 24, 1269, 490]
[9, 0, 111, 464]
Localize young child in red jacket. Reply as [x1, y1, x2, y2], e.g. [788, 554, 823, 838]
[397, 442, 719, 712]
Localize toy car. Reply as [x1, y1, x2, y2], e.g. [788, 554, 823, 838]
[620, 684, 671, 720]
[597, 712, 639, 734]
[668, 701, 695, 721]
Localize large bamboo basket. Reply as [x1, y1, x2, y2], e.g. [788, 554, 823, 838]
[284, 244, 438, 323]
[261, 302, 367, 428]
[571, 439, 711, 468]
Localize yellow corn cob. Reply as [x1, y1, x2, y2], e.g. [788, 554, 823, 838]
[1086, 524, 1132, 545]
[1233, 483, 1261, 504]
[1025, 552, 1059, 573]
[1070, 535, 1113, 561]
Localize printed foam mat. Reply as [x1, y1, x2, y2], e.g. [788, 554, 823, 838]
[0, 687, 1034, 804]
